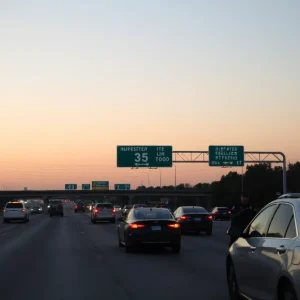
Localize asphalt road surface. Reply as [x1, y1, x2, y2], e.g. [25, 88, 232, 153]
[0, 205, 231, 300]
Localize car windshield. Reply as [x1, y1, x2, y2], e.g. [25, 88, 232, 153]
[96, 204, 113, 209]
[6, 203, 23, 208]
[183, 207, 208, 214]
[134, 209, 173, 219]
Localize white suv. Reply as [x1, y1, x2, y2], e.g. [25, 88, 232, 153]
[3, 201, 30, 223]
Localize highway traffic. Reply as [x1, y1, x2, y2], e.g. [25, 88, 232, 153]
[0, 203, 229, 300]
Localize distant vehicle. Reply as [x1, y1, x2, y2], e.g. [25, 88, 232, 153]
[211, 207, 231, 220]
[91, 203, 116, 223]
[133, 204, 147, 208]
[117, 207, 181, 253]
[227, 194, 300, 300]
[114, 205, 121, 211]
[122, 205, 133, 216]
[74, 202, 85, 213]
[49, 200, 64, 217]
[31, 205, 43, 214]
[3, 201, 30, 223]
[173, 206, 213, 235]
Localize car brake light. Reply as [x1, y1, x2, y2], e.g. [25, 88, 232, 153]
[167, 223, 180, 228]
[228, 211, 231, 214]
[22, 209, 26, 212]
[94, 209, 99, 214]
[129, 223, 145, 229]
[180, 216, 190, 220]
[205, 215, 213, 220]
[75, 205, 78, 209]
[3, 209, 6, 212]
[112, 209, 116, 213]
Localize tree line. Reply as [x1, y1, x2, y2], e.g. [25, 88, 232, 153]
[136, 162, 300, 209]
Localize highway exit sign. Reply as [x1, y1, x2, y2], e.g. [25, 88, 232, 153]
[82, 184, 90, 190]
[117, 145, 173, 168]
[209, 146, 244, 167]
[114, 184, 130, 190]
[65, 184, 77, 190]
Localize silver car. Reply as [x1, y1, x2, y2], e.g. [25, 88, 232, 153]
[91, 203, 116, 223]
[227, 193, 300, 300]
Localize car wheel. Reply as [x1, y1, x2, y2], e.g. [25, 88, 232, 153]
[124, 235, 132, 253]
[279, 282, 297, 300]
[23, 217, 27, 223]
[3, 218, 8, 223]
[118, 230, 122, 247]
[171, 243, 181, 254]
[91, 218, 96, 224]
[227, 261, 242, 300]
[111, 218, 116, 224]
[206, 229, 212, 235]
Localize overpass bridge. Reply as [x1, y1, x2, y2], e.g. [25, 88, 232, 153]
[0, 190, 212, 208]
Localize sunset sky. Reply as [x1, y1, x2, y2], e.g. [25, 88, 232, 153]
[0, 1, 299, 190]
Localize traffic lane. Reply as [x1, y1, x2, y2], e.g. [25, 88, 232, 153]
[78, 213, 230, 299]
[0, 212, 45, 235]
[0, 208, 139, 300]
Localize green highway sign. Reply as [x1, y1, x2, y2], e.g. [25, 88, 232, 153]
[65, 184, 77, 190]
[82, 184, 90, 190]
[114, 184, 130, 190]
[209, 145, 244, 167]
[92, 181, 109, 190]
[117, 145, 173, 168]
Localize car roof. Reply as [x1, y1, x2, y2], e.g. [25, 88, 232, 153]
[278, 193, 300, 199]
[179, 206, 206, 209]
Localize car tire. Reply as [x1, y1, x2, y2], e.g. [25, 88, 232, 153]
[74, 210, 77, 213]
[278, 282, 297, 300]
[206, 229, 212, 235]
[118, 230, 122, 247]
[171, 243, 181, 254]
[227, 261, 242, 300]
[91, 218, 96, 224]
[124, 236, 132, 253]
[111, 218, 116, 224]
[3, 218, 8, 223]
[23, 217, 27, 223]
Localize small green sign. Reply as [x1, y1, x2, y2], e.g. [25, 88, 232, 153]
[114, 184, 130, 190]
[82, 184, 90, 190]
[117, 145, 173, 168]
[209, 145, 244, 167]
[65, 184, 77, 190]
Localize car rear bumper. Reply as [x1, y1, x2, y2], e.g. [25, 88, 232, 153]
[179, 222, 212, 232]
[127, 232, 180, 246]
[94, 214, 115, 220]
[3, 214, 27, 220]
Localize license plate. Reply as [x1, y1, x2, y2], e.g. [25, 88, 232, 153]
[194, 218, 201, 221]
[151, 225, 161, 231]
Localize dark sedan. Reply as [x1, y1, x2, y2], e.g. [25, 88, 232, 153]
[117, 207, 181, 253]
[211, 207, 231, 220]
[74, 202, 85, 213]
[173, 206, 213, 235]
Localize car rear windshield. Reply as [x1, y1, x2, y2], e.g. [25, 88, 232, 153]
[6, 203, 23, 208]
[134, 209, 173, 219]
[51, 201, 61, 204]
[217, 207, 229, 211]
[183, 207, 207, 214]
[96, 204, 113, 209]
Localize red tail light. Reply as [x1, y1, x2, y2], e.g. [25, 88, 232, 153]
[22, 209, 26, 212]
[205, 215, 213, 220]
[180, 216, 190, 220]
[228, 211, 231, 214]
[112, 209, 116, 213]
[167, 223, 180, 228]
[75, 205, 78, 209]
[129, 223, 145, 229]
[94, 209, 99, 214]
[3, 209, 6, 212]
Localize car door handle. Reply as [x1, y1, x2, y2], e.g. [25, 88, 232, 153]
[250, 246, 256, 252]
[276, 246, 286, 254]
